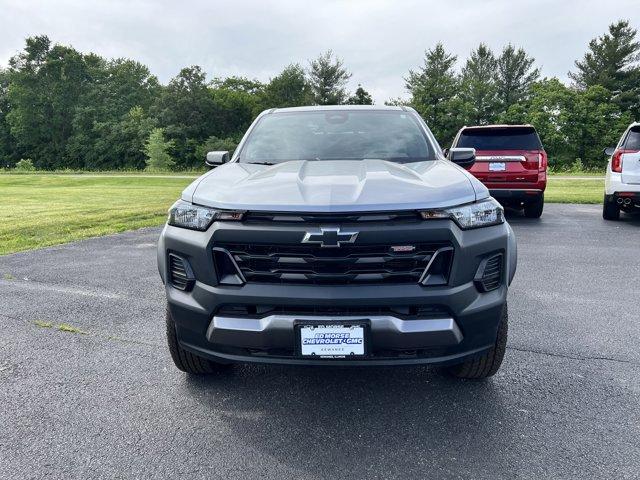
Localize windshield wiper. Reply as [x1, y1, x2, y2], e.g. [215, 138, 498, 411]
[244, 161, 276, 165]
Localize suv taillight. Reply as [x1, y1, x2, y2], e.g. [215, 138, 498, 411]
[612, 149, 639, 173]
[538, 151, 548, 171]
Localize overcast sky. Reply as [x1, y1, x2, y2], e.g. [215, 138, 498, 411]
[2, 0, 640, 102]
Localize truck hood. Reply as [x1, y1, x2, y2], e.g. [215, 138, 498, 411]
[185, 159, 486, 212]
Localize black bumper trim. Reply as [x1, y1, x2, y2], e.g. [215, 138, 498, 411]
[180, 340, 493, 366]
[489, 189, 543, 201]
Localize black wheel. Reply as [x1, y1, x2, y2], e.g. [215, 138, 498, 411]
[447, 304, 508, 379]
[523, 194, 544, 218]
[602, 194, 620, 220]
[166, 306, 228, 374]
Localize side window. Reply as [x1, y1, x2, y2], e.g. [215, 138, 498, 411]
[623, 128, 640, 150]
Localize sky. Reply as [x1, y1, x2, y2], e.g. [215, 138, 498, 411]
[1, 0, 640, 103]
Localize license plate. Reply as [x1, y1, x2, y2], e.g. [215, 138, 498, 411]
[489, 162, 506, 172]
[298, 324, 366, 358]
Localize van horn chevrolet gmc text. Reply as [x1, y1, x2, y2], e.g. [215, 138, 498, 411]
[158, 106, 517, 379]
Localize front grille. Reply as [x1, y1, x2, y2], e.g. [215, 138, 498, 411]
[215, 242, 452, 285]
[217, 304, 449, 318]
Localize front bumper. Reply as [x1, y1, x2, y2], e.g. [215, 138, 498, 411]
[158, 217, 517, 366]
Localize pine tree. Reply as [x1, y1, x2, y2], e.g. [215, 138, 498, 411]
[496, 44, 539, 110]
[144, 128, 175, 171]
[308, 50, 352, 105]
[569, 20, 640, 117]
[405, 43, 462, 142]
[460, 43, 498, 125]
[347, 84, 373, 105]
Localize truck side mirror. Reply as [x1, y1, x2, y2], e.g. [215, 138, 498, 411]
[447, 147, 476, 168]
[205, 151, 229, 168]
[603, 147, 615, 156]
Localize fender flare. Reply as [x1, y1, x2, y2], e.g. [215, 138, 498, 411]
[506, 223, 517, 286]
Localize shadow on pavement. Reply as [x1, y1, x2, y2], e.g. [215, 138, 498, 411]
[183, 365, 508, 477]
[504, 204, 640, 226]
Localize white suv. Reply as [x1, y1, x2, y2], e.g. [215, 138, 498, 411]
[603, 122, 640, 220]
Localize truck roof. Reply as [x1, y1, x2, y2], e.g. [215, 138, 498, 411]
[270, 105, 406, 113]
[460, 124, 535, 130]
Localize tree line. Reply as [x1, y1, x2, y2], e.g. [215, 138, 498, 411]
[0, 20, 638, 171]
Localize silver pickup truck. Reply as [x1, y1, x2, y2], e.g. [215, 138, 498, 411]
[157, 105, 517, 379]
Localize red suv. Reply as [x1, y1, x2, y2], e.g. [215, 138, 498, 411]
[450, 125, 547, 218]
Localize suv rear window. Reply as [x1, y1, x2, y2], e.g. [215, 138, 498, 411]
[624, 127, 640, 149]
[457, 127, 542, 150]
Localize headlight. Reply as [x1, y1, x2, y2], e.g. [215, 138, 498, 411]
[420, 198, 504, 229]
[168, 200, 244, 231]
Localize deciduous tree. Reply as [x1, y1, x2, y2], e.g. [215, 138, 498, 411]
[7, 36, 90, 168]
[152, 66, 217, 168]
[0, 69, 17, 167]
[264, 64, 312, 107]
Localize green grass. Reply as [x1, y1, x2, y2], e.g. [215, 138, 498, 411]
[56, 323, 88, 334]
[548, 171, 604, 177]
[0, 173, 605, 256]
[0, 174, 194, 255]
[1, 168, 205, 176]
[33, 320, 53, 328]
[546, 178, 604, 204]
[33, 320, 87, 334]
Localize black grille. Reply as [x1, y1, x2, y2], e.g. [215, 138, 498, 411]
[217, 304, 449, 318]
[216, 243, 452, 285]
[476, 254, 503, 292]
[168, 254, 193, 290]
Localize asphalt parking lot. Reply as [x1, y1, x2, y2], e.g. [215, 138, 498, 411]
[1, 204, 639, 479]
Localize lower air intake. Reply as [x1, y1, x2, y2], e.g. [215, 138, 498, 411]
[168, 254, 194, 291]
[475, 253, 503, 292]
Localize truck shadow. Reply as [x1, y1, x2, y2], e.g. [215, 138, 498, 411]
[183, 364, 510, 477]
[504, 205, 640, 225]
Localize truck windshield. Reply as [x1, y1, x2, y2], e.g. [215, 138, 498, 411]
[238, 110, 435, 164]
[457, 127, 542, 150]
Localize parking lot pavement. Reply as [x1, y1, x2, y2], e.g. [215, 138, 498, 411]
[1, 204, 639, 480]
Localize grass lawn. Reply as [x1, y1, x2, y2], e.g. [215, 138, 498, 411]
[0, 174, 605, 255]
[0, 175, 194, 255]
[545, 178, 603, 204]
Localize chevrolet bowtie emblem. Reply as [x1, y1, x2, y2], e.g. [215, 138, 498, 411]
[301, 227, 359, 248]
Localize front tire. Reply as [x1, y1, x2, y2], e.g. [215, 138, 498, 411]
[523, 194, 544, 218]
[447, 304, 508, 379]
[166, 306, 228, 374]
[602, 194, 620, 220]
